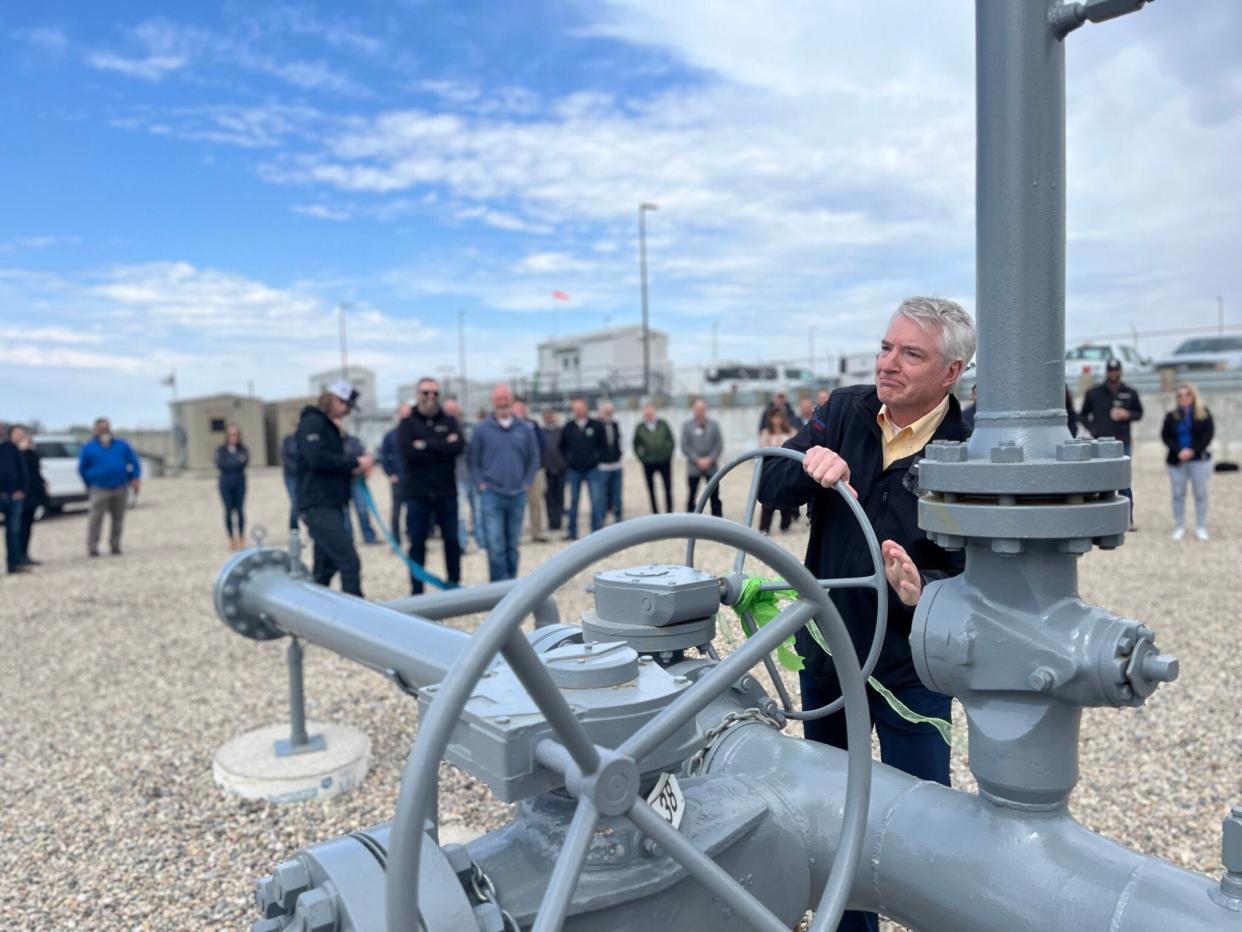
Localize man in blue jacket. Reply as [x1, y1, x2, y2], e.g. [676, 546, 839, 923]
[757, 297, 974, 932]
[469, 384, 539, 581]
[379, 402, 411, 545]
[78, 417, 141, 557]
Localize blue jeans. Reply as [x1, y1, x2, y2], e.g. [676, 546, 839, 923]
[405, 495, 462, 595]
[2, 494, 24, 572]
[219, 481, 246, 537]
[347, 480, 378, 543]
[601, 468, 623, 522]
[457, 478, 480, 550]
[565, 467, 604, 538]
[480, 488, 526, 581]
[283, 475, 298, 530]
[800, 673, 952, 932]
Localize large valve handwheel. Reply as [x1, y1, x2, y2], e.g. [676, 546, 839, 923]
[685, 446, 889, 720]
[386, 514, 873, 932]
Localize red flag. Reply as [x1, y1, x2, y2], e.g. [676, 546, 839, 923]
[551, 290, 571, 301]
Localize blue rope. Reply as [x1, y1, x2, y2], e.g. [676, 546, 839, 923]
[357, 482, 454, 591]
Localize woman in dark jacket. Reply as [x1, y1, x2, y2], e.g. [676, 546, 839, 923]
[215, 423, 249, 550]
[1160, 382, 1214, 542]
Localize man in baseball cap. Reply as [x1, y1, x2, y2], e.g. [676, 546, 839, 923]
[293, 383, 374, 594]
[326, 380, 360, 411]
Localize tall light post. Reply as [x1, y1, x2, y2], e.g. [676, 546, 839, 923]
[639, 202, 659, 395]
[457, 308, 468, 413]
[336, 302, 353, 382]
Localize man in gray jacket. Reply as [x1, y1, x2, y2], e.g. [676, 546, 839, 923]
[681, 398, 724, 516]
[469, 385, 540, 581]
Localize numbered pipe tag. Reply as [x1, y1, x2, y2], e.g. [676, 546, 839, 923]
[646, 772, 685, 830]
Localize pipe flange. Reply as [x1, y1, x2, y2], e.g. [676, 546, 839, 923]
[213, 547, 289, 641]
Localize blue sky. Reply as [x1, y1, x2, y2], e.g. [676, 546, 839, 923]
[2, 1, 1240, 428]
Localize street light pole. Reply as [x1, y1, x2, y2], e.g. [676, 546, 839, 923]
[458, 308, 468, 413]
[639, 202, 659, 395]
[337, 303, 350, 381]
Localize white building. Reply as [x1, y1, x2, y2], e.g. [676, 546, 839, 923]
[534, 325, 673, 399]
[309, 366, 378, 412]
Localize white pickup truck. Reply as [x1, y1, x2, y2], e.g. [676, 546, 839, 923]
[32, 434, 89, 514]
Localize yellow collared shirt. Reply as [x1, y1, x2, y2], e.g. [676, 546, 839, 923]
[877, 394, 951, 469]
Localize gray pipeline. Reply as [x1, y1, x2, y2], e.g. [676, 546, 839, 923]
[382, 578, 560, 628]
[237, 567, 469, 689]
[707, 723, 1237, 931]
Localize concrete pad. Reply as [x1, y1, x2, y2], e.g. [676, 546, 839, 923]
[213, 721, 371, 804]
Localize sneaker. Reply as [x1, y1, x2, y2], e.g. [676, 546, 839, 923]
[1195, 528, 1210, 541]
[88, 550, 100, 558]
[9, 565, 32, 574]
[1170, 527, 1185, 542]
[110, 546, 122, 556]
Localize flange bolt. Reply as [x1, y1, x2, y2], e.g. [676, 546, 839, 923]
[292, 888, 338, 932]
[1028, 668, 1056, 692]
[271, 859, 311, 913]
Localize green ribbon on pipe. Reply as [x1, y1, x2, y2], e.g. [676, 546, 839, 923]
[728, 577, 958, 749]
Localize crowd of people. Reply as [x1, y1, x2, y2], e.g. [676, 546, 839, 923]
[1, 347, 1222, 591]
[2, 416, 143, 575]
[281, 379, 753, 597]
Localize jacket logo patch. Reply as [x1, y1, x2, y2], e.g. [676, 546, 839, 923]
[435, 424, 447, 432]
[307, 433, 320, 442]
[902, 467, 928, 498]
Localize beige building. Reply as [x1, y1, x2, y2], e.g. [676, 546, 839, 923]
[171, 394, 269, 471]
[263, 396, 316, 467]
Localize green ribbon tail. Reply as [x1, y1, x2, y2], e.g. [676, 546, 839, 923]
[729, 576, 960, 750]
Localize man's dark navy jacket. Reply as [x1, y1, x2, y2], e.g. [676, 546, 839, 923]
[757, 384, 967, 694]
[396, 409, 464, 500]
[295, 406, 357, 511]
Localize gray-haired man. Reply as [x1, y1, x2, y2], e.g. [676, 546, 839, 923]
[758, 296, 975, 932]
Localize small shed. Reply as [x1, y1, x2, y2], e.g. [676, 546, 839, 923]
[171, 394, 268, 471]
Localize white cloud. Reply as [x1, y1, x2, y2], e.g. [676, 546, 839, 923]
[82, 17, 369, 95]
[292, 203, 353, 221]
[513, 252, 593, 274]
[86, 50, 187, 81]
[0, 326, 104, 345]
[0, 262, 444, 425]
[16, 25, 71, 56]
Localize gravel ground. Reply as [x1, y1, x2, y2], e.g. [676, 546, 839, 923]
[1, 457, 1239, 930]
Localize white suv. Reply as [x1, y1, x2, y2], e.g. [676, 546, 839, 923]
[1064, 343, 1150, 382]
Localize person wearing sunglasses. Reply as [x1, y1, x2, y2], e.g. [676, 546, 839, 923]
[396, 377, 464, 594]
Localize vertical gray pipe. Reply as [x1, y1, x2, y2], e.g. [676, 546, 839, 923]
[973, 0, 1068, 451]
[287, 637, 310, 747]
